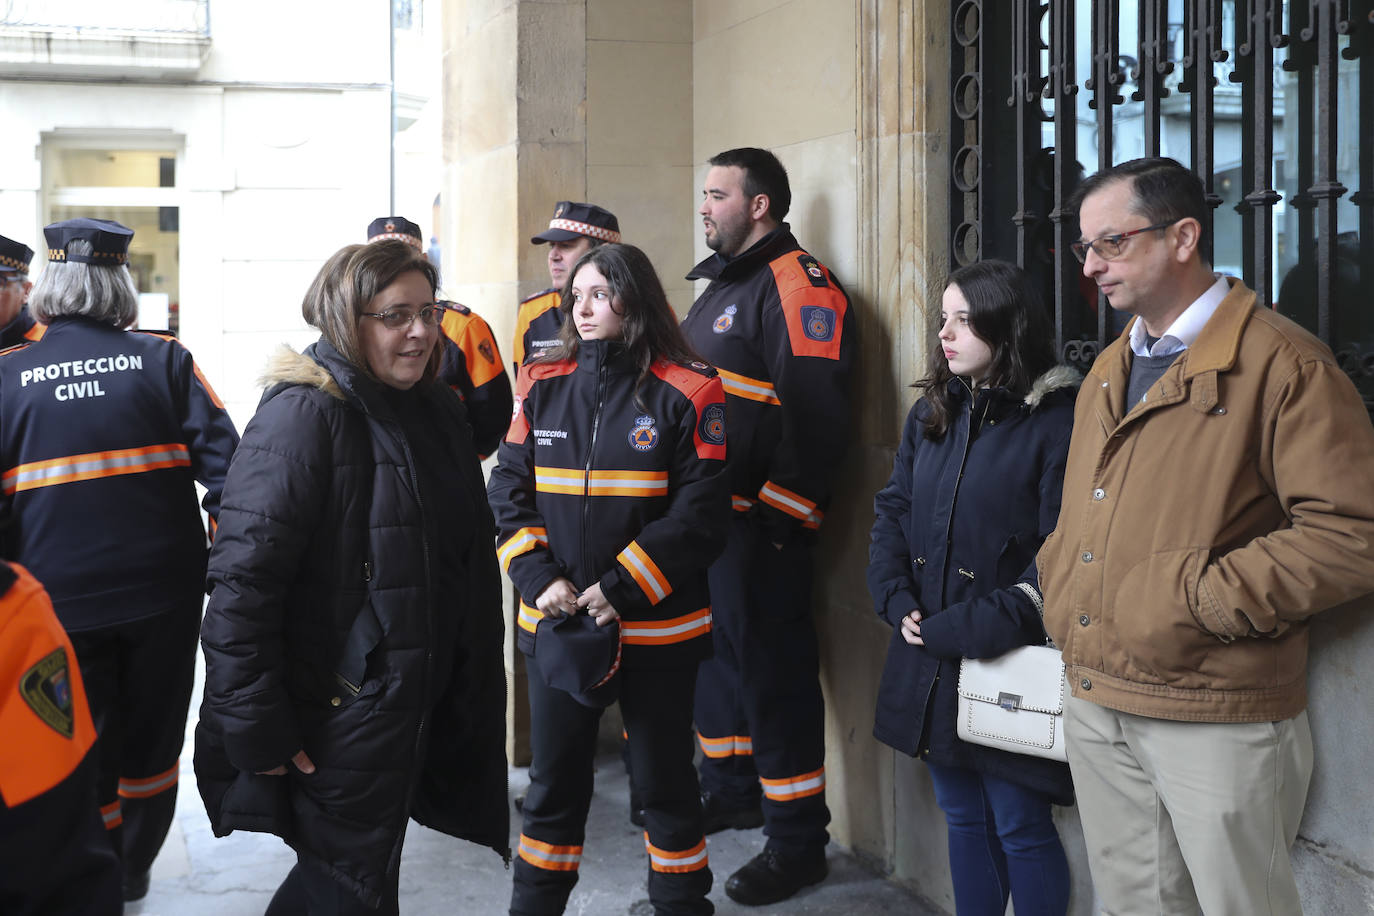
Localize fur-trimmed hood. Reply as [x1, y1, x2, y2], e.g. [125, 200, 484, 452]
[1023, 364, 1082, 409]
[258, 343, 345, 401]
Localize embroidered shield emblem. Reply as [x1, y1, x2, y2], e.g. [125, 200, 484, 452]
[21, 648, 75, 738]
[629, 415, 659, 451]
[713, 304, 738, 335]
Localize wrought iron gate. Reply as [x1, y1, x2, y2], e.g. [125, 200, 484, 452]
[950, 0, 1373, 404]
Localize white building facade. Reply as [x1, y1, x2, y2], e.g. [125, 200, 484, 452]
[0, 0, 444, 427]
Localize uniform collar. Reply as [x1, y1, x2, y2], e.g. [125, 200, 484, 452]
[685, 224, 796, 282]
[573, 338, 632, 375]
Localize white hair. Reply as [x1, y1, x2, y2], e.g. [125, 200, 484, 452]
[30, 240, 139, 329]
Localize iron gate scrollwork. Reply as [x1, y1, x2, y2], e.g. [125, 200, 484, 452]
[950, 0, 1374, 407]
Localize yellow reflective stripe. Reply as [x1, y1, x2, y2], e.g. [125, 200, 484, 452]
[518, 834, 581, 871]
[497, 527, 548, 572]
[617, 541, 671, 605]
[534, 466, 669, 497]
[716, 367, 780, 405]
[760, 766, 826, 801]
[757, 481, 817, 521]
[621, 608, 712, 645]
[517, 602, 541, 634]
[645, 836, 709, 873]
[3, 443, 191, 495]
[697, 733, 752, 758]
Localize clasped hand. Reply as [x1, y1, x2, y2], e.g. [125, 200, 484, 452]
[535, 577, 620, 626]
[900, 608, 925, 646]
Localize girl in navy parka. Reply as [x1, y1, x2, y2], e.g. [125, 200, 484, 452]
[867, 260, 1078, 916]
[488, 243, 729, 916]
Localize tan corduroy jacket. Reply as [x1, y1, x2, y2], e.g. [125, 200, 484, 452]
[1039, 278, 1374, 722]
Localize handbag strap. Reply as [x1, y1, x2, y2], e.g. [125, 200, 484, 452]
[1011, 582, 1056, 649]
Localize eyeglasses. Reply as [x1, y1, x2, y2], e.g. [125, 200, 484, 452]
[1070, 217, 1182, 263]
[0, 275, 23, 287]
[360, 304, 443, 330]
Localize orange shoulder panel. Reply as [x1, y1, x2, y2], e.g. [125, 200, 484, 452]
[506, 359, 577, 445]
[650, 361, 727, 461]
[769, 252, 848, 360]
[442, 307, 506, 388]
[513, 290, 561, 367]
[0, 563, 97, 807]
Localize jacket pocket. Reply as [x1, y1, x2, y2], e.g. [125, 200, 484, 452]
[289, 601, 385, 712]
[334, 600, 384, 699]
[1108, 547, 1213, 685]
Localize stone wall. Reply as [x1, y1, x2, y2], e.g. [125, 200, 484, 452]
[440, 1, 1374, 909]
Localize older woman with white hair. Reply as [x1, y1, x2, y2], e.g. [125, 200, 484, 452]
[0, 217, 240, 903]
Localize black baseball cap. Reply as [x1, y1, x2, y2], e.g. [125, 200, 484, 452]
[533, 613, 622, 708]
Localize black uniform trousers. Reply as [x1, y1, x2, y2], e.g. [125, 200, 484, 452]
[68, 602, 200, 877]
[692, 515, 831, 853]
[0, 752, 123, 916]
[512, 656, 712, 916]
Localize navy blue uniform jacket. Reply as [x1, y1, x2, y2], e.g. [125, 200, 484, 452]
[681, 225, 855, 544]
[488, 340, 730, 668]
[0, 317, 238, 631]
[867, 368, 1078, 803]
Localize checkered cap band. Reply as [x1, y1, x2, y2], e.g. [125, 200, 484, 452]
[547, 218, 620, 243]
[0, 254, 28, 273]
[48, 248, 128, 265]
[369, 232, 424, 250]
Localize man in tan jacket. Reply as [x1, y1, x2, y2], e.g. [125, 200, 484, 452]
[1039, 157, 1374, 914]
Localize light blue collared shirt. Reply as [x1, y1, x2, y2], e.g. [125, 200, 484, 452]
[1128, 275, 1231, 358]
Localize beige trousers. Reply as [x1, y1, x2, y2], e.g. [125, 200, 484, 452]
[1065, 694, 1312, 916]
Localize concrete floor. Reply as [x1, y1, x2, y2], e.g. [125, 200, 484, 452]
[127, 722, 941, 915]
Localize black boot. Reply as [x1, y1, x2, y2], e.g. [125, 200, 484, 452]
[699, 790, 763, 834]
[724, 846, 827, 906]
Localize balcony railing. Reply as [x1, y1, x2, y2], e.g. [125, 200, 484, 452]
[0, 0, 210, 78]
[0, 0, 209, 36]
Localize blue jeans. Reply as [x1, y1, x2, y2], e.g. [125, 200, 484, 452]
[925, 762, 1069, 916]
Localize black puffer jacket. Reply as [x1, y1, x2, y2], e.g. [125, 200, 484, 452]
[194, 339, 509, 908]
[868, 367, 1078, 804]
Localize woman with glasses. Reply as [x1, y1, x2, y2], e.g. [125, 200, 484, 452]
[867, 260, 1078, 916]
[488, 243, 728, 916]
[195, 240, 509, 914]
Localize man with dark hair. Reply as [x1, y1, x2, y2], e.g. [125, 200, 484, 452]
[366, 216, 512, 458]
[681, 147, 855, 906]
[514, 201, 621, 371]
[1040, 156, 1374, 913]
[0, 233, 44, 348]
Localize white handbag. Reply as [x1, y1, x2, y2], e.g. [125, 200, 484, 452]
[956, 645, 1067, 762]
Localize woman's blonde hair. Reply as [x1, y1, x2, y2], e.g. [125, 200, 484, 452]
[301, 240, 443, 385]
